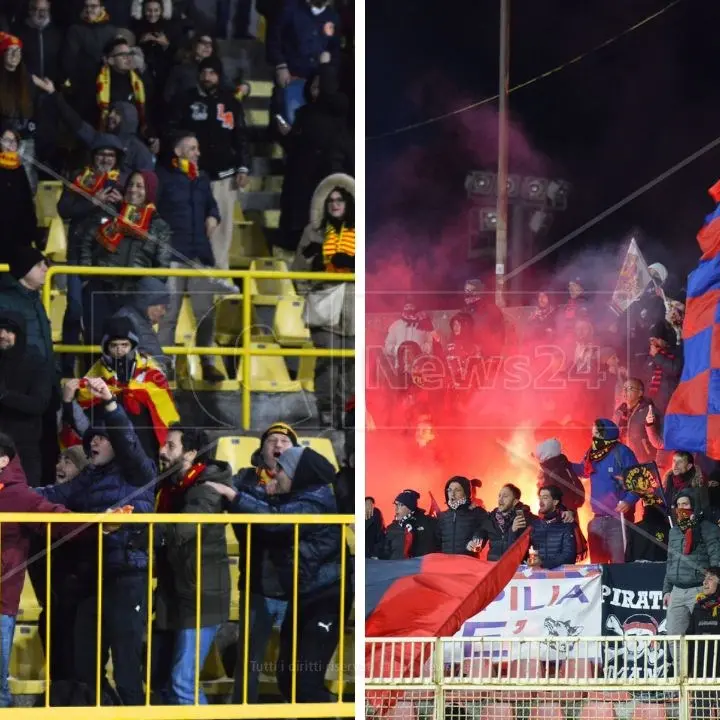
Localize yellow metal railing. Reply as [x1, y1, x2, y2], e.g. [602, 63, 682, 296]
[0, 263, 354, 429]
[1, 513, 355, 718]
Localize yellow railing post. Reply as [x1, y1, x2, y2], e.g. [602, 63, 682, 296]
[96, 523, 104, 707]
[145, 523, 154, 706]
[194, 523, 202, 706]
[291, 523, 299, 704]
[44, 523, 51, 707]
[242, 526, 252, 705]
[242, 275, 252, 430]
[337, 523, 347, 702]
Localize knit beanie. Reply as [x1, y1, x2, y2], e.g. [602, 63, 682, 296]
[0, 33, 21, 54]
[9, 247, 46, 280]
[394, 489, 420, 512]
[198, 55, 223, 76]
[260, 422, 298, 447]
[63, 446, 89, 473]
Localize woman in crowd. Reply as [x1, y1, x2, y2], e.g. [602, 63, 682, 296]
[132, 0, 180, 95]
[76, 169, 170, 346]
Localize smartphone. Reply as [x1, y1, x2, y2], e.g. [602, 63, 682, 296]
[275, 114, 290, 130]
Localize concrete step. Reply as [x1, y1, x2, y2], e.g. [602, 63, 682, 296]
[243, 191, 281, 212]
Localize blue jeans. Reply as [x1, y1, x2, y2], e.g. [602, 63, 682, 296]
[588, 515, 627, 564]
[283, 79, 306, 125]
[169, 625, 220, 705]
[233, 595, 287, 703]
[0, 615, 16, 708]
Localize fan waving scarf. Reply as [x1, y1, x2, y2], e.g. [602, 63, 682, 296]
[664, 180, 720, 460]
[365, 530, 531, 715]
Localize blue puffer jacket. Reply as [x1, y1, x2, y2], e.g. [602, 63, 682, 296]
[156, 164, 219, 266]
[267, 0, 341, 79]
[37, 404, 156, 574]
[228, 448, 341, 597]
[573, 418, 639, 517]
[525, 517, 577, 569]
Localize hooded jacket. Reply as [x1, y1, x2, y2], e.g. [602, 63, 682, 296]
[228, 448, 343, 597]
[156, 161, 219, 265]
[572, 419, 640, 516]
[0, 274, 53, 368]
[535, 439, 585, 513]
[155, 460, 232, 630]
[55, 93, 154, 173]
[664, 515, 720, 594]
[37, 403, 156, 575]
[435, 476, 490, 555]
[112, 277, 170, 373]
[0, 311, 52, 451]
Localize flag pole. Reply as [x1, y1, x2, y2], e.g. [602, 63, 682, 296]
[495, 0, 510, 307]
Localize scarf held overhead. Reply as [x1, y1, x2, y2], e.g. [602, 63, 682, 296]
[96, 65, 146, 130]
[78, 354, 179, 445]
[96, 202, 155, 252]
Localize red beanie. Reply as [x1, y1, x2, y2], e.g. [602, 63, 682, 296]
[0, 33, 22, 54]
[128, 170, 158, 205]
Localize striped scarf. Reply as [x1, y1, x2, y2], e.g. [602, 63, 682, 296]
[83, 6, 110, 23]
[96, 201, 155, 253]
[647, 349, 674, 397]
[156, 462, 207, 513]
[96, 65, 146, 131]
[0, 151, 20, 170]
[74, 167, 120, 196]
[322, 224, 355, 271]
[172, 157, 198, 180]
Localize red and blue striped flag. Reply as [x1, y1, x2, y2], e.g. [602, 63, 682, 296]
[663, 181, 720, 459]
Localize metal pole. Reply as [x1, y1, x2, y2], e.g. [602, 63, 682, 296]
[496, 0, 510, 307]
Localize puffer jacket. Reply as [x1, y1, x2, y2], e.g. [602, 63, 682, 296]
[155, 461, 232, 630]
[37, 403, 156, 574]
[516, 514, 577, 569]
[228, 448, 342, 597]
[0, 274, 53, 367]
[663, 520, 720, 593]
[76, 210, 171, 289]
[381, 509, 437, 559]
[435, 476, 490, 555]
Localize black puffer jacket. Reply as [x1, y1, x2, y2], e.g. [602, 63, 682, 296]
[155, 461, 232, 630]
[381, 509, 437, 559]
[435, 477, 490, 555]
[483, 503, 535, 561]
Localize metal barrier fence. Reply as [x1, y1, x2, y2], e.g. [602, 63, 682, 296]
[1, 512, 355, 719]
[0, 263, 354, 429]
[366, 636, 720, 720]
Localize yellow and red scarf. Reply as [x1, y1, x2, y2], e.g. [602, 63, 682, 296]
[96, 201, 155, 253]
[74, 167, 120, 196]
[156, 462, 207, 512]
[0, 151, 20, 170]
[172, 157, 198, 180]
[96, 64, 146, 130]
[322, 224, 355, 271]
[256, 466, 277, 486]
[83, 6, 110, 23]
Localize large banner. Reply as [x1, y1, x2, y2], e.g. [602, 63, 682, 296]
[452, 564, 602, 659]
[601, 562, 670, 679]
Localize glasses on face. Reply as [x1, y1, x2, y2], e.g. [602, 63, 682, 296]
[112, 51, 132, 59]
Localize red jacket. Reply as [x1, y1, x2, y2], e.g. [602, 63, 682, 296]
[0, 458, 70, 616]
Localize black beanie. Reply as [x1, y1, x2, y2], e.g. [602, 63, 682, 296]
[394, 489, 420, 512]
[101, 316, 139, 353]
[9, 247, 46, 280]
[198, 55, 223, 76]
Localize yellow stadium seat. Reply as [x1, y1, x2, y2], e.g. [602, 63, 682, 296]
[297, 354, 316, 393]
[216, 436, 257, 474]
[229, 219, 269, 268]
[257, 13, 267, 42]
[326, 629, 355, 696]
[175, 295, 197, 345]
[248, 109, 270, 128]
[237, 342, 302, 392]
[262, 209, 280, 229]
[273, 298, 310, 346]
[264, 176, 283, 192]
[9, 624, 45, 695]
[35, 180, 62, 226]
[252, 80, 273, 99]
[249, 258, 297, 305]
[45, 217, 67, 261]
[233, 201, 246, 223]
[49, 289, 66, 344]
[17, 577, 41, 623]
[298, 437, 339, 470]
[214, 294, 246, 342]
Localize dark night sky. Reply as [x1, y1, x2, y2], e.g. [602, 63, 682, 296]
[366, 0, 720, 288]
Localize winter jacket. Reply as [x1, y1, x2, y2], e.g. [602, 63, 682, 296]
[0, 274, 53, 367]
[0, 457, 70, 616]
[645, 349, 682, 413]
[384, 319, 433, 365]
[663, 466, 709, 512]
[267, 0, 341, 79]
[625, 505, 669, 562]
[231, 463, 287, 599]
[13, 19, 62, 80]
[517, 514, 577, 569]
[687, 598, 720, 678]
[112, 278, 170, 374]
[573, 420, 640, 517]
[62, 18, 118, 90]
[156, 163, 219, 265]
[0, 162, 40, 264]
[155, 461, 232, 630]
[480, 503, 535, 561]
[0, 311, 51, 455]
[613, 398, 664, 464]
[170, 85, 250, 180]
[436, 503, 489, 555]
[228, 448, 342, 597]
[365, 507, 384, 558]
[55, 93, 154, 173]
[163, 56, 233, 105]
[381, 510, 437, 559]
[663, 520, 720, 593]
[535, 440, 585, 513]
[37, 403, 156, 575]
[76, 210, 172, 291]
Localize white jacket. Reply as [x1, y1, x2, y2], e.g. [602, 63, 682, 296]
[384, 319, 433, 364]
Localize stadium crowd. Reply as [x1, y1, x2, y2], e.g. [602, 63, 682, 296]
[0, 0, 354, 709]
[367, 264, 720, 644]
